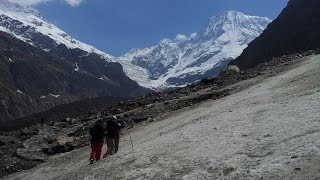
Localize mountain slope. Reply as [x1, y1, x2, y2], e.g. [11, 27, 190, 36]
[0, 0, 112, 59]
[0, 1, 149, 122]
[232, 0, 320, 69]
[0, 31, 147, 123]
[118, 11, 271, 89]
[5, 54, 320, 180]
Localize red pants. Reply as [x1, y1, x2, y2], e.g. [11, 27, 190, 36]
[90, 142, 103, 161]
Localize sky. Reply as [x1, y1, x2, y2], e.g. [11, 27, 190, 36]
[29, 0, 288, 56]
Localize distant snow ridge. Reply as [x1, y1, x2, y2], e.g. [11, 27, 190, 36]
[117, 11, 271, 89]
[0, 0, 113, 61]
[0, 3, 271, 90]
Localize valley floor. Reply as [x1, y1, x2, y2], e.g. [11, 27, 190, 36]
[4, 55, 320, 180]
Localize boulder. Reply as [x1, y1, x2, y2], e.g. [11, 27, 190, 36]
[57, 136, 74, 146]
[225, 65, 240, 75]
[19, 126, 39, 140]
[16, 148, 47, 162]
[54, 122, 68, 128]
[64, 118, 71, 123]
[0, 135, 19, 146]
[43, 136, 77, 155]
[44, 136, 57, 144]
[23, 136, 47, 149]
[63, 118, 77, 125]
[200, 77, 216, 84]
[133, 116, 150, 123]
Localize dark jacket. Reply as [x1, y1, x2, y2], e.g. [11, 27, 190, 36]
[90, 122, 105, 143]
[106, 119, 125, 138]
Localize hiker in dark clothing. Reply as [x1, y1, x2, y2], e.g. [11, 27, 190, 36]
[89, 120, 105, 164]
[103, 116, 125, 158]
[40, 117, 45, 127]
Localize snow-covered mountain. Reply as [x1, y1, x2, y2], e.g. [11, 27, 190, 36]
[118, 11, 271, 89]
[0, 0, 148, 122]
[0, 0, 271, 90]
[0, 0, 112, 60]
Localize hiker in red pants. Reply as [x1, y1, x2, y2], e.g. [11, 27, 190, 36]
[89, 120, 105, 164]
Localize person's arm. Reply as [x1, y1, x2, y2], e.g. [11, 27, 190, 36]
[117, 120, 125, 129]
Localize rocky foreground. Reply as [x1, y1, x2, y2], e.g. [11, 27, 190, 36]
[0, 50, 319, 178]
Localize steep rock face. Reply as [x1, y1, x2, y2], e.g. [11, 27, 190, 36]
[118, 11, 271, 89]
[0, 32, 147, 123]
[232, 0, 320, 69]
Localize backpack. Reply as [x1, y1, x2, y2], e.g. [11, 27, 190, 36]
[105, 117, 125, 138]
[106, 118, 124, 131]
[90, 121, 105, 141]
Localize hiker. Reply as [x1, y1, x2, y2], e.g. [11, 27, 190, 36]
[103, 116, 125, 158]
[40, 117, 45, 127]
[89, 120, 105, 164]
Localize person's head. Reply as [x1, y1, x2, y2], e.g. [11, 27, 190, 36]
[95, 119, 103, 125]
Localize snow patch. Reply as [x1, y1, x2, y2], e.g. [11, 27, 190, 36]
[16, 89, 23, 94]
[8, 57, 13, 62]
[175, 34, 187, 41]
[49, 93, 60, 98]
[160, 38, 172, 44]
[40, 95, 46, 99]
[99, 75, 109, 81]
[74, 63, 79, 71]
[79, 53, 90, 58]
[190, 32, 198, 39]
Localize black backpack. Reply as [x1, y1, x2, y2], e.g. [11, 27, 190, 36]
[90, 121, 105, 140]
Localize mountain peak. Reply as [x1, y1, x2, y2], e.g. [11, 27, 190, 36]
[203, 10, 271, 38]
[0, 0, 40, 17]
[118, 11, 271, 89]
[0, 1, 113, 60]
[224, 10, 245, 18]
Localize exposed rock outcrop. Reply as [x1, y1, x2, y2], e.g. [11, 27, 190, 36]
[232, 0, 320, 69]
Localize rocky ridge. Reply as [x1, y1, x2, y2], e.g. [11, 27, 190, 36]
[232, 0, 320, 69]
[0, 30, 148, 123]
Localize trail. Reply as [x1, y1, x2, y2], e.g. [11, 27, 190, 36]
[4, 55, 320, 180]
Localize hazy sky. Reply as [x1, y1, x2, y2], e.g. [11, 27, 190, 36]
[34, 0, 288, 56]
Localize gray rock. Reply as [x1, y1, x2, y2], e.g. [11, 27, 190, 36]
[225, 65, 240, 75]
[16, 148, 47, 162]
[43, 136, 77, 155]
[0, 135, 19, 146]
[20, 127, 39, 136]
[64, 118, 71, 123]
[54, 122, 68, 128]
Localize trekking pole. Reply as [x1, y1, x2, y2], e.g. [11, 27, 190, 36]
[128, 129, 134, 149]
